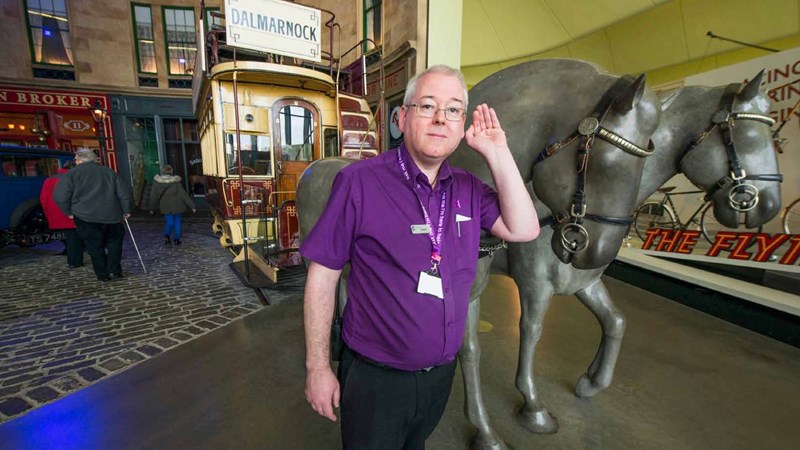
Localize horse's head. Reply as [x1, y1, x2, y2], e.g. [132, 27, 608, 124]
[679, 71, 782, 229]
[533, 74, 661, 269]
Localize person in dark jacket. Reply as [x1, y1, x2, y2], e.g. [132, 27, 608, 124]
[149, 164, 196, 245]
[54, 148, 132, 282]
[40, 160, 84, 268]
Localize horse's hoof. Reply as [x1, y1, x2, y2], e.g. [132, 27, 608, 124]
[469, 430, 511, 450]
[575, 373, 605, 398]
[514, 406, 559, 434]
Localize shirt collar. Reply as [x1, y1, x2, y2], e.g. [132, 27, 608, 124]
[398, 143, 454, 190]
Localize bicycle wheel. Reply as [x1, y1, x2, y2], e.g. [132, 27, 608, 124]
[634, 201, 677, 241]
[700, 203, 762, 246]
[782, 197, 800, 234]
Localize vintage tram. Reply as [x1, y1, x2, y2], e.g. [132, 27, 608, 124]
[193, 2, 380, 288]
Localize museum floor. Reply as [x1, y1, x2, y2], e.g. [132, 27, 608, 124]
[1, 264, 798, 449]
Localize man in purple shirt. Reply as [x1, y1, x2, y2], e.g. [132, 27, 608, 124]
[301, 65, 538, 449]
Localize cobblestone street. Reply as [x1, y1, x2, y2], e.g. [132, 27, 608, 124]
[0, 217, 291, 422]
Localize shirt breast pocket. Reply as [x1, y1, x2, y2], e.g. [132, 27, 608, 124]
[449, 213, 479, 278]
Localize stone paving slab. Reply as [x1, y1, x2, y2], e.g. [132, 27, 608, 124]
[0, 219, 282, 422]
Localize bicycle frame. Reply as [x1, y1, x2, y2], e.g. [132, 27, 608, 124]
[656, 189, 706, 231]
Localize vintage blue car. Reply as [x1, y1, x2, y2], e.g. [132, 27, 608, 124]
[0, 145, 75, 247]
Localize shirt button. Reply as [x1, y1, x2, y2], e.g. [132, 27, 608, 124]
[416, 183, 421, 189]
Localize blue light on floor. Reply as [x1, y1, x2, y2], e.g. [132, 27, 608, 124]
[1, 396, 105, 450]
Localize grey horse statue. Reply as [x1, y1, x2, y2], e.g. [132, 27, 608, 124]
[457, 69, 781, 450]
[296, 58, 663, 448]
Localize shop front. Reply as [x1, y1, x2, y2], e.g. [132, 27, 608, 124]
[108, 95, 206, 210]
[0, 86, 115, 170]
[365, 48, 413, 152]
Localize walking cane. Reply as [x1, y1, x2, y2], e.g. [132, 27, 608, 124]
[124, 217, 147, 274]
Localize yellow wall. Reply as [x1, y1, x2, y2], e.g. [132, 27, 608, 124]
[427, 0, 463, 68]
[648, 34, 800, 87]
[461, 0, 800, 88]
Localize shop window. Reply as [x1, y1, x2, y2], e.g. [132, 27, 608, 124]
[164, 118, 205, 195]
[205, 7, 224, 32]
[126, 117, 158, 182]
[25, 0, 74, 67]
[132, 4, 157, 74]
[279, 105, 313, 162]
[363, 0, 382, 51]
[168, 79, 192, 89]
[387, 96, 404, 150]
[162, 7, 196, 76]
[139, 76, 159, 88]
[32, 67, 75, 80]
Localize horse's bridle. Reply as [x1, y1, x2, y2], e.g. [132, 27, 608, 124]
[534, 76, 656, 253]
[681, 82, 783, 212]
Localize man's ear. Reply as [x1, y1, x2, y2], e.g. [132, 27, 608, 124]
[398, 105, 408, 133]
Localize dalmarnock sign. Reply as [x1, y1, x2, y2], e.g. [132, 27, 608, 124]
[225, 0, 321, 62]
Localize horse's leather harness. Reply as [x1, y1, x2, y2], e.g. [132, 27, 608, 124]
[533, 76, 656, 253]
[681, 83, 782, 211]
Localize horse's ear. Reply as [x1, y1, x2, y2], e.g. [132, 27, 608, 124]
[738, 69, 766, 101]
[615, 74, 646, 113]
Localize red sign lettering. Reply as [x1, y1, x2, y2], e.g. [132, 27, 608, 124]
[0, 88, 98, 109]
[640, 229, 800, 265]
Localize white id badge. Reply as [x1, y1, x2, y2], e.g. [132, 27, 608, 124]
[417, 271, 444, 299]
[410, 224, 431, 234]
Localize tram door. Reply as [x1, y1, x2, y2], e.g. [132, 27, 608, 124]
[273, 99, 319, 207]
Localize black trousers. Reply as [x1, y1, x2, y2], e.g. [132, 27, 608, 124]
[74, 217, 124, 278]
[63, 228, 84, 267]
[338, 345, 457, 450]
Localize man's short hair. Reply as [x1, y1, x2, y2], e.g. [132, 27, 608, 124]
[403, 65, 469, 108]
[75, 148, 98, 163]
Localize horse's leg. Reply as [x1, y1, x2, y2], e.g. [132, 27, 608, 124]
[460, 256, 508, 450]
[573, 278, 626, 398]
[513, 276, 558, 434]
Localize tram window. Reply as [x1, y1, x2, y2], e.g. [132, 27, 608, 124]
[225, 133, 272, 176]
[323, 128, 339, 158]
[279, 105, 313, 161]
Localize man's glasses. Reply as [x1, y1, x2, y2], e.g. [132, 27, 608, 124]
[407, 103, 465, 121]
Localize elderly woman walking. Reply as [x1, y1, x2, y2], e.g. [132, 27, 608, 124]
[149, 165, 196, 245]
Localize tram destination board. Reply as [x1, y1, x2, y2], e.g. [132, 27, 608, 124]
[225, 0, 322, 62]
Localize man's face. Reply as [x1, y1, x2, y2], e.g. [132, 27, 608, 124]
[399, 72, 466, 167]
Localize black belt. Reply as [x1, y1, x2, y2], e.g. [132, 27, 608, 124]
[350, 347, 439, 373]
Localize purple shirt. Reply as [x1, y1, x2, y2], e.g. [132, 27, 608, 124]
[300, 144, 500, 371]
